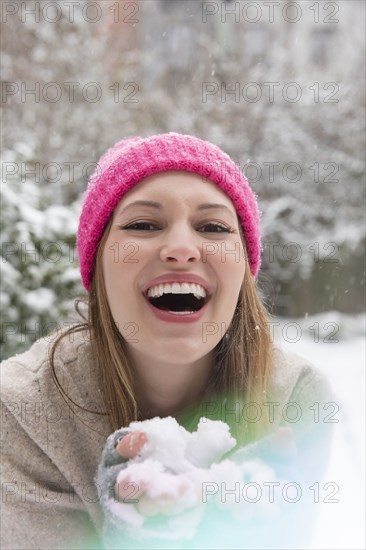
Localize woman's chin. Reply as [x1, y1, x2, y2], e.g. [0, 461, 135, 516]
[142, 341, 214, 366]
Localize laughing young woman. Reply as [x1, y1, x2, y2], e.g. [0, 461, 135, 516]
[1, 134, 335, 550]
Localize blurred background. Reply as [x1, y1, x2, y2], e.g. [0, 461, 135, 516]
[1, 0, 365, 356]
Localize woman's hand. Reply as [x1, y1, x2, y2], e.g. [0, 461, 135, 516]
[113, 426, 296, 516]
[114, 431, 197, 516]
[116, 431, 148, 459]
[114, 431, 148, 501]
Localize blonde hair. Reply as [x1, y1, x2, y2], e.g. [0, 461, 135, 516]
[51, 217, 274, 448]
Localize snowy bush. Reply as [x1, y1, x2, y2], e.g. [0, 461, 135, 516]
[0, 150, 84, 360]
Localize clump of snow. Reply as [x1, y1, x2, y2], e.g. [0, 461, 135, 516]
[107, 417, 286, 541]
[132, 416, 236, 471]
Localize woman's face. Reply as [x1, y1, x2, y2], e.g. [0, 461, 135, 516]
[102, 171, 246, 365]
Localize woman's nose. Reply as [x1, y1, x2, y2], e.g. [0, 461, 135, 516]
[159, 224, 201, 264]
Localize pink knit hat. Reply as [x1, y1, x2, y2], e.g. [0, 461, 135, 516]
[77, 133, 261, 290]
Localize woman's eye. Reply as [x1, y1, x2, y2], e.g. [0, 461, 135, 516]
[200, 223, 233, 233]
[122, 222, 159, 231]
[120, 222, 233, 233]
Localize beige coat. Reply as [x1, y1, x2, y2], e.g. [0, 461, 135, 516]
[1, 329, 334, 550]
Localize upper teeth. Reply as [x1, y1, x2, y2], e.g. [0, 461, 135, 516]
[147, 282, 207, 299]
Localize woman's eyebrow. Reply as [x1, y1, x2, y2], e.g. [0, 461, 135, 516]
[117, 200, 162, 217]
[197, 203, 235, 220]
[117, 200, 235, 219]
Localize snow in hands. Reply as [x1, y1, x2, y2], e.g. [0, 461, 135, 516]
[107, 417, 288, 541]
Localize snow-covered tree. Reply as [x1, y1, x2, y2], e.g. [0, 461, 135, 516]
[1, 0, 364, 357]
[0, 148, 84, 359]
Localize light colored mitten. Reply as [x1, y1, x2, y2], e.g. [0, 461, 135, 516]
[96, 427, 131, 522]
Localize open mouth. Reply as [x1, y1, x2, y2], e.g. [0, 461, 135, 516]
[148, 293, 206, 313]
[144, 283, 209, 315]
